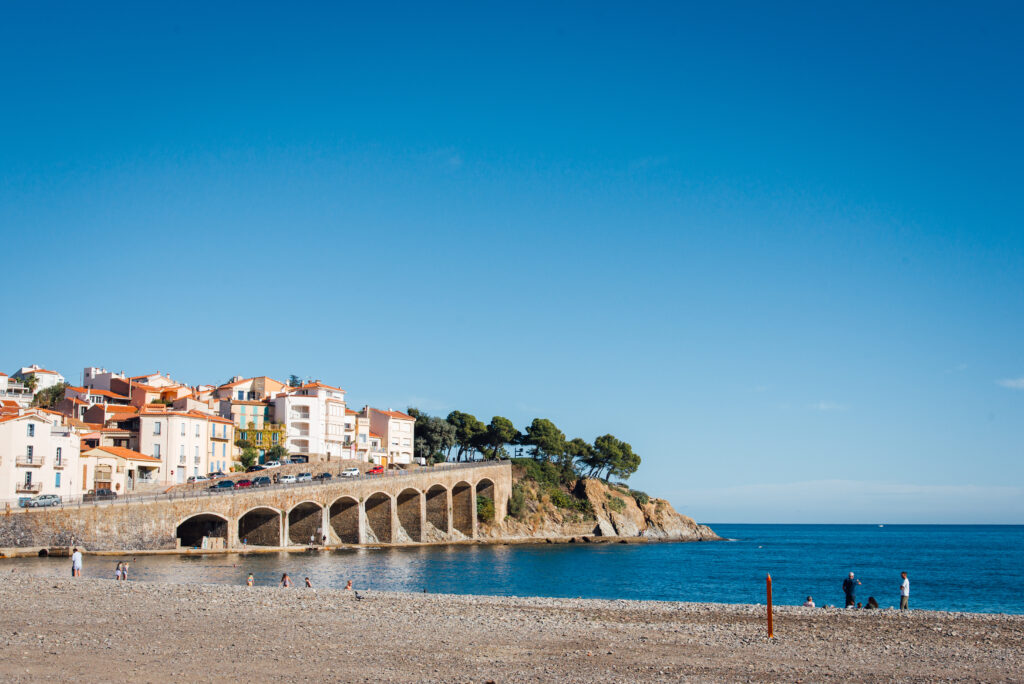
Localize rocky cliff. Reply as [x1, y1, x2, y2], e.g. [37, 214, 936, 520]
[479, 474, 719, 542]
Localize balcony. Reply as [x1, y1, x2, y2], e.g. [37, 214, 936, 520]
[17, 482, 42, 493]
[194, 457, 201, 465]
[53, 460, 65, 470]
[289, 411, 311, 421]
[50, 428, 71, 437]
[16, 456, 45, 467]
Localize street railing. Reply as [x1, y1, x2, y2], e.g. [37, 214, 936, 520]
[1, 459, 510, 511]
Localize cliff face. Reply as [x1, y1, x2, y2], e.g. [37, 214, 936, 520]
[479, 476, 719, 542]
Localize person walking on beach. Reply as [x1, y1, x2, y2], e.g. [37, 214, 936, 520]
[899, 572, 910, 610]
[281, 573, 292, 587]
[842, 571, 861, 608]
[246, 573, 254, 587]
[121, 561, 129, 580]
[71, 548, 82, 577]
[115, 562, 123, 580]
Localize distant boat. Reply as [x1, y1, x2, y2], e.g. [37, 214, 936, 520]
[878, 525, 884, 528]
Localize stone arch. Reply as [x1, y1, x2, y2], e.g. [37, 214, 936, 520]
[288, 500, 324, 545]
[425, 484, 449, 536]
[176, 512, 229, 549]
[365, 492, 392, 544]
[329, 495, 360, 544]
[452, 481, 473, 536]
[238, 506, 282, 547]
[476, 477, 496, 523]
[396, 487, 423, 542]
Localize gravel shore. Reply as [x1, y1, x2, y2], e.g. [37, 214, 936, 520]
[0, 576, 1021, 682]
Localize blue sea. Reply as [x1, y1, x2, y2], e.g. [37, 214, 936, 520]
[5, 524, 1022, 614]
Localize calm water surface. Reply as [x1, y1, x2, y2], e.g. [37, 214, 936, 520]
[4, 524, 1022, 614]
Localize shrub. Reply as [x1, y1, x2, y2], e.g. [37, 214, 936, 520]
[476, 495, 495, 523]
[511, 458, 576, 487]
[629, 489, 650, 506]
[606, 495, 626, 513]
[508, 482, 527, 518]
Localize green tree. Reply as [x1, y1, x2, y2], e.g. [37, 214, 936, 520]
[22, 375, 39, 393]
[591, 434, 640, 481]
[446, 411, 486, 461]
[410, 409, 457, 463]
[481, 416, 518, 460]
[265, 445, 289, 462]
[524, 418, 566, 463]
[32, 382, 67, 409]
[288, 374, 301, 388]
[235, 438, 252, 450]
[239, 446, 259, 469]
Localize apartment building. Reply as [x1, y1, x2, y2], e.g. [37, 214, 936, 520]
[79, 446, 161, 494]
[0, 373, 33, 408]
[368, 408, 416, 465]
[123, 406, 234, 484]
[272, 382, 348, 461]
[0, 408, 80, 502]
[11, 365, 65, 394]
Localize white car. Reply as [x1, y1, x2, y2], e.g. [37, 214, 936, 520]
[296, 472, 313, 482]
[278, 474, 296, 484]
[263, 461, 282, 468]
[187, 475, 210, 483]
[340, 467, 360, 478]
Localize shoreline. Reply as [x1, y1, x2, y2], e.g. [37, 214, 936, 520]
[1, 575, 1021, 681]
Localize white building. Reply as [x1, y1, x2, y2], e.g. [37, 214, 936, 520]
[0, 373, 33, 408]
[272, 382, 348, 461]
[368, 408, 416, 465]
[12, 365, 65, 394]
[0, 409, 80, 503]
[130, 406, 234, 485]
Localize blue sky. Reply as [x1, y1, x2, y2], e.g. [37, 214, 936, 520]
[1, 2, 1022, 522]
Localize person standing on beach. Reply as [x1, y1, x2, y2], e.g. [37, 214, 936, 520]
[899, 572, 910, 610]
[842, 571, 861, 608]
[246, 573, 254, 587]
[281, 573, 292, 587]
[115, 562, 122, 580]
[304, 576, 312, 588]
[71, 548, 82, 577]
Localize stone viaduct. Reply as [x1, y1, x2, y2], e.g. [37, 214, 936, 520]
[0, 462, 511, 552]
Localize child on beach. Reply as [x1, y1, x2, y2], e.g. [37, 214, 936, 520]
[246, 573, 254, 587]
[281, 573, 292, 587]
[115, 562, 123, 580]
[305, 577, 312, 588]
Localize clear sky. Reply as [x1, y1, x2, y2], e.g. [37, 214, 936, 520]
[1, 2, 1022, 523]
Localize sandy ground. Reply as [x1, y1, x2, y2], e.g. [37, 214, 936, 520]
[0, 576, 1020, 682]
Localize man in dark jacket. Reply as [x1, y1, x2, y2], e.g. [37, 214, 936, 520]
[842, 571, 861, 608]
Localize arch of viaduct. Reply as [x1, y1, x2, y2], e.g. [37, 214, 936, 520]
[174, 462, 511, 549]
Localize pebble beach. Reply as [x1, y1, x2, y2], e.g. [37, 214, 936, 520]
[0, 575, 1021, 682]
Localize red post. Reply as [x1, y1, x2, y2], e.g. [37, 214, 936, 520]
[766, 573, 774, 639]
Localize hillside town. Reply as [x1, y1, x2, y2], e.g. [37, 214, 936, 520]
[0, 365, 415, 504]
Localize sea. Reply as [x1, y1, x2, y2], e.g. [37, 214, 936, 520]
[4, 524, 1022, 614]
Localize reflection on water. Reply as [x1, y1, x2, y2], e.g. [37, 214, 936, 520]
[4, 525, 1024, 613]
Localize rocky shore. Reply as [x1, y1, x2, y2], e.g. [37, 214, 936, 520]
[0, 576, 1020, 682]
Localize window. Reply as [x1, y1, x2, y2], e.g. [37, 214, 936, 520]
[179, 445, 185, 462]
[153, 444, 161, 459]
[194, 446, 199, 459]
[154, 421, 161, 435]
[55, 472, 61, 488]
[180, 423, 185, 436]
[240, 431, 247, 441]
[237, 390, 244, 400]
[27, 423, 35, 437]
[26, 445, 34, 461]
[221, 443, 226, 458]
[272, 433, 278, 443]
[195, 424, 200, 437]
[55, 447, 62, 465]
[402, 438, 411, 447]
[359, 434, 367, 443]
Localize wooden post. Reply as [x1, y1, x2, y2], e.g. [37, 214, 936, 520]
[766, 573, 774, 639]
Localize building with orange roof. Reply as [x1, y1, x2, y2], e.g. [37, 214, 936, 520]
[80, 445, 162, 494]
[368, 407, 416, 465]
[0, 373, 33, 408]
[118, 406, 235, 485]
[0, 408, 80, 503]
[11, 364, 65, 395]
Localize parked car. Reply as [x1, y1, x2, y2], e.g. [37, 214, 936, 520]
[340, 467, 360, 478]
[245, 465, 266, 473]
[289, 455, 308, 464]
[17, 496, 32, 508]
[263, 461, 282, 468]
[208, 471, 227, 479]
[209, 480, 236, 491]
[313, 472, 332, 481]
[187, 475, 210, 483]
[251, 476, 272, 487]
[367, 465, 385, 475]
[296, 472, 312, 483]
[83, 488, 118, 502]
[278, 474, 297, 484]
[235, 479, 253, 488]
[29, 494, 61, 507]
[414, 457, 428, 466]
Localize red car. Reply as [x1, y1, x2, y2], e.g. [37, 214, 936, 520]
[234, 479, 253, 488]
[367, 466, 385, 475]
